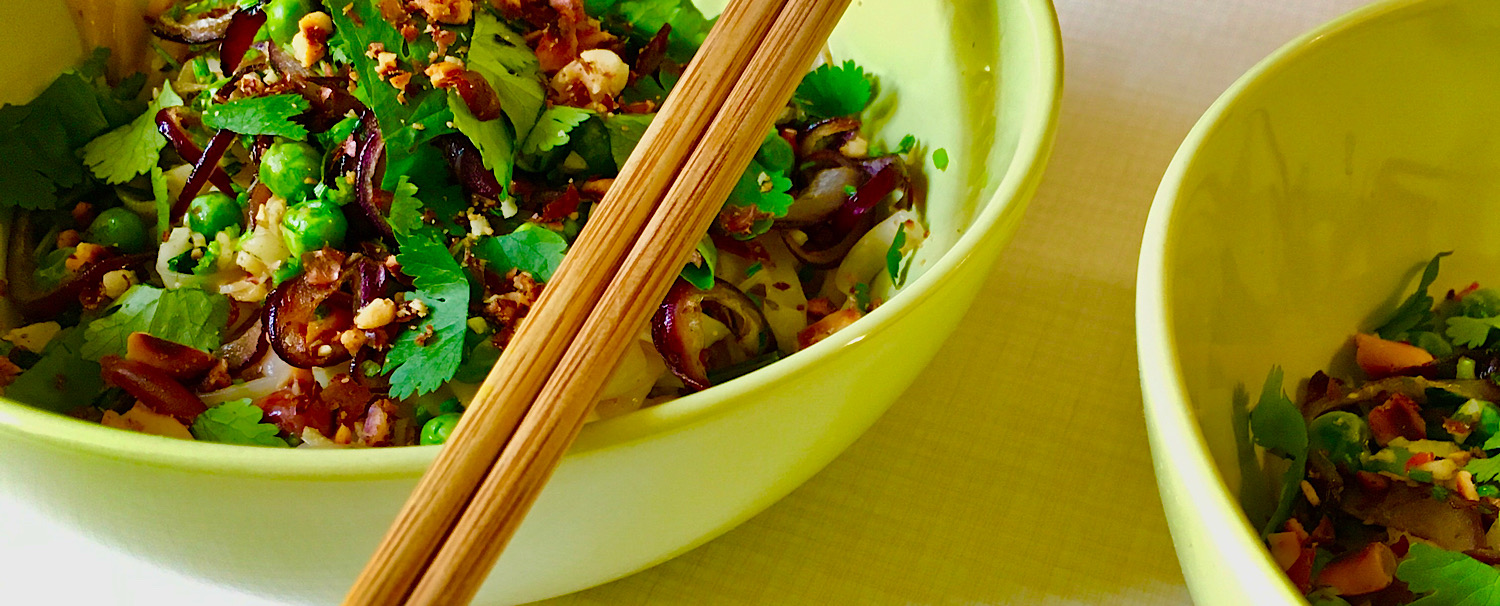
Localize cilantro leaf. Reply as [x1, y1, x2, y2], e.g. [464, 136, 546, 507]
[933, 148, 950, 171]
[1249, 366, 1308, 537]
[387, 176, 425, 235]
[1396, 542, 1500, 606]
[604, 113, 655, 170]
[585, 0, 715, 62]
[190, 399, 289, 447]
[795, 60, 873, 120]
[383, 182, 473, 399]
[6, 327, 103, 414]
[82, 82, 184, 184]
[1447, 316, 1500, 349]
[0, 53, 144, 208]
[886, 227, 907, 283]
[1485, 433, 1500, 451]
[326, 0, 452, 165]
[1465, 457, 1500, 483]
[383, 239, 470, 398]
[473, 223, 569, 282]
[468, 12, 546, 141]
[448, 89, 516, 198]
[151, 165, 171, 239]
[82, 285, 230, 360]
[680, 234, 716, 291]
[521, 106, 594, 158]
[201, 93, 310, 139]
[726, 159, 793, 218]
[1376, 252, 1452, 341]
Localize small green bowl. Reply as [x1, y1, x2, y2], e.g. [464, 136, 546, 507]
[1138, 0, 1500, 603]
[0, 1, 1062, 603]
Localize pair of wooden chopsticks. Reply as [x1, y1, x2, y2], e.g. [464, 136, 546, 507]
[343, 0, 854, 604]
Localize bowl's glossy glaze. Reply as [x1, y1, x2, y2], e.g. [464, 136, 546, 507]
[1138, 0, 1500, 604]
[0, 1, 1062, 603]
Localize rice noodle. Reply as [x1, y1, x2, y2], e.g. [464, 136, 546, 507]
[198, 352, 294, 405]
[824, 209, 924, 306]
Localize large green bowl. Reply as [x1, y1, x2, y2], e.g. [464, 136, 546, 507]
[0, 1, 1061, 603]
[1138, 0, 1500, 603]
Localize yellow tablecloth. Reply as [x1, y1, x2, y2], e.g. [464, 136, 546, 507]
[0, 0, 1373, 603]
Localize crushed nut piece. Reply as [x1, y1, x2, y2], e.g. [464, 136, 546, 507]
[355, 298, 397, 329]
[5, 322, 62, 354]
[292, 11, 333, 67]
[100, 269, 138, 299]
[410, 0, 473, 24]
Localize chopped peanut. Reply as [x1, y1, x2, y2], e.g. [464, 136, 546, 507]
[101, 269, 138, 300]
[65, 242, 108, 272]
[101, 403, 194, 440]
[354, 298, 397, 329]
[410, 0, 473, 25]
[292, 12, 333, 67]
[4, 322, 61, 353]
[550, 49, 629, 108]
[424, 58, 466, 89]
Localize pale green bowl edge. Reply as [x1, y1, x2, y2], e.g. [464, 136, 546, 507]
[0, 2, 1066, 481]
[1135, 0, 1432, 604]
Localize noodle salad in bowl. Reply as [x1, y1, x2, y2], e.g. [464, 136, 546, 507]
[0, 0, 928, 448]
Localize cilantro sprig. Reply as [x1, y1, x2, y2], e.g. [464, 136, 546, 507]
[82, 82, 184, 184]
[1396, 542, 1500, 606]
[201, 93, 311, 140]
[473, 223, 569, 283]
[795, 60, 874, 120]
[383, 180, 473, 399]
[191, 399, 289, 447]
[1248, 366, 1308, 537]
[1375, 252, 1451, 342]
[82, 285, 230, 361]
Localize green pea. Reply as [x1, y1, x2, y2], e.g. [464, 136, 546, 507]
[86, 207, 148, 253]
[260, 141, 322, 202]
[420, 413, 463, 446]
[280, 199, 347, 259]
[1309, 411, 1371, 469]
[263, 0, 312, 46]
[187, 192, 243, 236]
[1453, 399, 1500, 445]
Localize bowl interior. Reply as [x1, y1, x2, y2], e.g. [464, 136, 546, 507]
[1143, 0, 1500, 602]
[0, 0, 1062, 475]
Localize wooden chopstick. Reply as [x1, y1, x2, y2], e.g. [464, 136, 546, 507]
[402, 0, 854, 603]
[341, 1, 788, 604]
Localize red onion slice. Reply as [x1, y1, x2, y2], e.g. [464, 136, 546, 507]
[18, 252, 154, 320]
[632, 24, 672, 83]
[798, 117, 861, 156]
[438, 134, 504, 199]
[354, 119, 397, 242]
[150, 6, 238, 44]
[221, 8, 267, 75]
[217, 317, 268, 373]
[780, 166, 861, 227]
[172, 129, 236, 222]
[155, 107, 236, 195]
[651, 278, 777, 392]
[264, 252, 355, 369]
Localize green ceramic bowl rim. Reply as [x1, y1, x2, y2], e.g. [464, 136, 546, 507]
[0, 0, 1064, 480]
[1137, 0, 1435, 601]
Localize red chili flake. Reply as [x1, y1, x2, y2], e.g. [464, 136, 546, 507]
[1405, 451, 1436, 472]
[537, 185, 582, 223]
